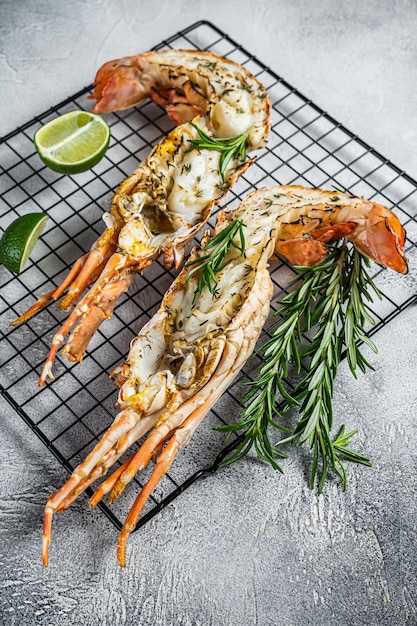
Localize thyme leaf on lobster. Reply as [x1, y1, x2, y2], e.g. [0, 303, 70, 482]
[219, 243, 379, 492]
[186, 122, 251, 182]
[185, 217, 246, 305]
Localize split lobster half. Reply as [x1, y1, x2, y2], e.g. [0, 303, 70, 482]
[11, 49, 271, 385]
[42, 185, 407, 567]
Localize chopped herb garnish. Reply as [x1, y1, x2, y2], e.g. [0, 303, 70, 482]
[239, 81, 253, 93]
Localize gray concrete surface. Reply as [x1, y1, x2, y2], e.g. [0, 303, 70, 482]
[1, 1, 417, 624]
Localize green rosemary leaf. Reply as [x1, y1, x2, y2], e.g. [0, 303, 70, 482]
[333, 427, 372, 467]
[356, 332, 378, 353]
[307, 361, 325, 391]
[331, 183, 351, 194]
[317, 453, 328, 493]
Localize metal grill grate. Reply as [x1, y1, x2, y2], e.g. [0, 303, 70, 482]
[1, 20, 417, 531]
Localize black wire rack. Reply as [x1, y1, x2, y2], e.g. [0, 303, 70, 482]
[1, 20, 417, 532]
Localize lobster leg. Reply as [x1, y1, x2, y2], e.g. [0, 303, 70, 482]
[42, 410, 158, 566]
[11, 226, 120, 326]
[39, 253, 134, 385]
[63, 269, 136, 363]
[57, 243, 118, 310]
[89, 452, 137, 509]
[117, 436, 179, 566]
[10, 253, 90, 325]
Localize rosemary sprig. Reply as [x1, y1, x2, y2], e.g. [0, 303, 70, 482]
[217, 252, 339, 469]
[186, 122, 251, 182]
[220, 242, 379, 492]
[342, 251, 381, 376]
[185, 218, 246, 305]
[280, 246, 379, 492]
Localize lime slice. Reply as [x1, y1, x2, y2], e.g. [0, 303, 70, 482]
[34, 110, 110, 175]
[0, 213, 49, 274]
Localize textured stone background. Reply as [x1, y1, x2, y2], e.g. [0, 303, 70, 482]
[1, 1, 417, 625]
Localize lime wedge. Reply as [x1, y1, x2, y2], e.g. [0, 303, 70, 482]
[0, 213, 49, 274]
[34, 110, 110, 175]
